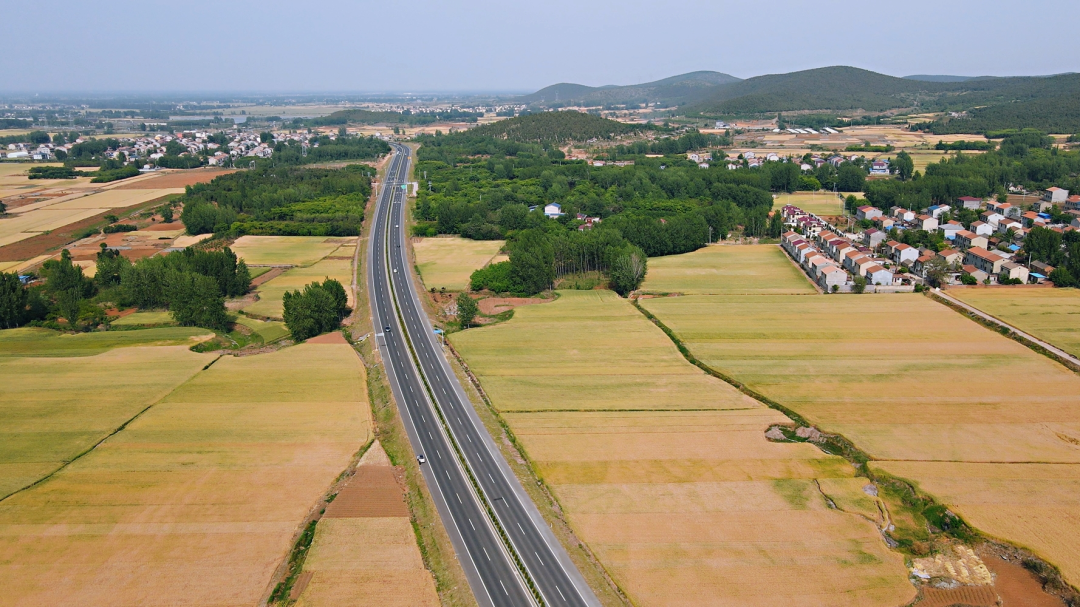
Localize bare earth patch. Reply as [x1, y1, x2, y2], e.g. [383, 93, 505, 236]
[477, 296, 547, 315]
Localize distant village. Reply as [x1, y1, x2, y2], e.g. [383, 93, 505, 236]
[780, 187, 1079, 292]
[1, 126, 388, 168]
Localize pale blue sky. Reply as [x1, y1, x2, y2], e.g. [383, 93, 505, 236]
[1, 0, 1076, 93]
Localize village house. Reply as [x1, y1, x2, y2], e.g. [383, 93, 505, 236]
[998, 218, 1021, 235]
[957, 196, 983, 210]
[955, 230, 989, 250]
[873, 216, 895, 230]
[1042, 187, 1069, 204]
[1065, 195, 1080, 212]
[963, 264, 989, 283]
[965, 247, 1005, 276]
[915, 214, 939, 231]
[817, 265, 848, 290]
[865, 264, 894, 285]
[856, 206, 883, 221]
[969, 221, 993, 237]
[913, 253, 937, 276]
[980, 210, 1005, 228]
[863, 228, 886, 249]
[543, 202, 564, 218]
[1000, 262, 1030, 283]
[927, 204, 949, 219]
[892, 243, 918, 265]
[939, 221, 964, 239]
[870, 160, 890, 175]
[891, 207, 916, 222]
[939, 248, 964, 266]
[1021, 211, 1047, 229]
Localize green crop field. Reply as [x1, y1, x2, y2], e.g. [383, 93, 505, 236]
[110, 311, 176, 326]
[0, 329, 214, 499]
[0, 340, 370, 604]
[640, 244, 816, 295]
[451, 290, 913, 606]
[0, 326, 211, 358]
[949, 287, 1080, 358]
[413, 236, 504, 291]
[234, 315, 289, 343]
[231, 235, 353, 267]
[641, 292, 1080, 587]
[244, 258, 353, 320]
[772, 191, 847, 216]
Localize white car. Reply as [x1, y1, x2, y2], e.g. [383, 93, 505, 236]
[416, 454, 427, 465]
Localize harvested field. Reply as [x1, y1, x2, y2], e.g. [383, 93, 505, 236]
[452, 289, 914, 606]
[43, 188, 182, 210]
[641, 244, 816, 295]
[0, 326, 211, 357]
[231, 235, 352, 267]
[772, 192, 845, 217]
[114, 168, 235, 189]
[244, 257, 354, 320]
[172, 233, 212, 248]
[0, 340, 371, 605]
[640, 289, 1080, 587]
[413, 236, 504, 291]
[294, 440, 439, 607]
[949, 286, 1080, 358]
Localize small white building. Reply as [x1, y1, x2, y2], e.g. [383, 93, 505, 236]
[543, 203, 564, 218]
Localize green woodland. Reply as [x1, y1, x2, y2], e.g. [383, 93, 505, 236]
[180, 165, 374, 236]
[413, 112, 824, 296]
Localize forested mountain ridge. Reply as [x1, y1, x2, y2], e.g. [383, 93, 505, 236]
[460, 112, 648, 145]
[517, 71, 742, 108]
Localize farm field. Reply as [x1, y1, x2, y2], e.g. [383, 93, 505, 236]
[110, 310, 176, 326]
[640, 244, 816, 296]
[413, 236, 504, 291]
[234, 314, 290, 343]
[0, 340, 371, 605]
[948, 287, 1080, 358]
[231, 235, 352, 267]
[772, 191, 845, 216]
[640, 291, 1080, 586]
[451, 290, 914, 606]
[0, 328, 213, 499]
[244, 257, 354, 320]
[294, 441, 439, 607]
[230, 236, 358, 320]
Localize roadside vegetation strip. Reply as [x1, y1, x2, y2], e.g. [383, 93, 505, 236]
[937, 287, 1080, 367]
[0, 341, 370, 606]
[451, 289, 915, 607]
[637, 292, 1080, 597]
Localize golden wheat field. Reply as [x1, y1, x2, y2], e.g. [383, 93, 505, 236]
[640, 289, 1080, 587]
[413, 236, 504, 291]
[0, 341, 371, 606]
[641, 244, 816, 296]
[244, 257, 355, 319]
[948, 287, 1080, 358]
[772, 192, 846, 217]
[452, 290, 914, 606]
[294, 441, 439, 607]
[230, 235, 353, 267]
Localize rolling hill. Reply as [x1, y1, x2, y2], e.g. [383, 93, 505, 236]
[520, 67, 1080, 133]
[516, 71, 742, 107]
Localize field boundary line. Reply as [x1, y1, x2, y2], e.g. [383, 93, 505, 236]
[0, 353, 216, 504]
[630, 296, 1080, 600]
[930, 289, 1080, 373]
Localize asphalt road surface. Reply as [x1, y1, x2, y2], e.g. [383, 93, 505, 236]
[367, 143, 600, 607]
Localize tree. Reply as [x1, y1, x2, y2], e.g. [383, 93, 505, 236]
[923, 256, 950, 288]
[609, 248, 647, 296]
[41, 250, 93, 327]
[0, 272, 27, 329]
[282, 279, 349, 341]
[1049, 267, 1076, 288]
[852, 275, 867, 294]
[837, 163, 866, 192]
[767, 211, 784, 238]
[509, 229, 555, 295]
[161, 205, 174, 223]
[1025, 227, 1064, 265]
[95, 243, 131, 289]
[166, 272, 230, 331]
[892, 151, 914, 181]
[456, 292, 478, 327]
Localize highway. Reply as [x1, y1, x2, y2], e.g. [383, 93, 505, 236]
[367, 143, 600, 607]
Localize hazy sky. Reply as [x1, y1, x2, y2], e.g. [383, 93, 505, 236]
[2, 0, 1077, 94]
